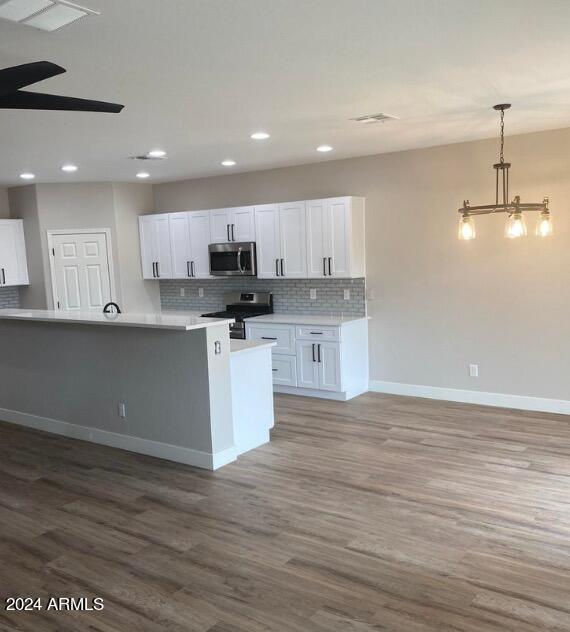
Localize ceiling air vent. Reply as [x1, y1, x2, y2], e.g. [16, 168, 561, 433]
[0, 0, 99, 31]
[351, 113, 399, 124]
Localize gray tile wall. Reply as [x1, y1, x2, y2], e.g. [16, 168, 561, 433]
[160, 277, 366, 316]
[0, 287, 19, 309]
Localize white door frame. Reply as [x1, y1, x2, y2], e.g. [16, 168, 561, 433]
[47, 228, 117, 310]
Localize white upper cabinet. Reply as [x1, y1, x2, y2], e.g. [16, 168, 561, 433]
[139, 213, 172, 280]
[306, 196, 365, 278]
[254, 204, 280, 278]
[0, 220, 29, 287]
[278, 201, 307, 278]
[168, 211, 212, 279]
[210, 208, 232, 243]
[187, 211, 212, 278]
[210, 206, 255, 243]
[254, 202, 307, 279]
[169, 212, 191, 279]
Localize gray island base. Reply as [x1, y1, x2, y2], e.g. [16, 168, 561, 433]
[0, 310, 275, 469]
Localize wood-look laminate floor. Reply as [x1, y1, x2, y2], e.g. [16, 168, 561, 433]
[1, 392, 570, 631]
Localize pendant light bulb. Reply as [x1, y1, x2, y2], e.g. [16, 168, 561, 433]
[505, 211, 527, 239]
[458, 214, 476, 240]
[536, 210, 553, 237]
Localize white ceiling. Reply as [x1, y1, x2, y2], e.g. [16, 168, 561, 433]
[1, 0, 570, 186]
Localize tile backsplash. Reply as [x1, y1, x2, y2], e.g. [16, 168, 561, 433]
[0, 287, 19, 309]
[160, 278, 366, 316]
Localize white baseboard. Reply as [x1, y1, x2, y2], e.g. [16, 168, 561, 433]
[369, 380, 570, 415]
[274, 385, 349, 401]
[0, 407, 236, 470]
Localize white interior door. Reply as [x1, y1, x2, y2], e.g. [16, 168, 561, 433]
[52, 232, 113, 311]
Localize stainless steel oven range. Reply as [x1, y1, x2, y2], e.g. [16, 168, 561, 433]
[202, 291, 273, 339]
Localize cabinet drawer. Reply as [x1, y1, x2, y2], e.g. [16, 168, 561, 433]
[272, 354, 297, 386]
[246, 324, 296, 355]
[296, 326, 339, 341]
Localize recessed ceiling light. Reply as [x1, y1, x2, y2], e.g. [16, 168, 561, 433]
[250, 132, 270, 140]
[19, 172, 35, 180]
[221, 160, 236, 167]
[147, 149, 167, 158]
[136, 171, 150, 179]
[317, 145, 333, 153]
[61, 164, 78, 172]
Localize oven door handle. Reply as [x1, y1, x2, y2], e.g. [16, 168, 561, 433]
[237, 247, 244, 274]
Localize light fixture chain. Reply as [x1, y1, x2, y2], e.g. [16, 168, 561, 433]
[499, 108, 505, 164]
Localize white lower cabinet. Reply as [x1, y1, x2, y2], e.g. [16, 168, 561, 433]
[296, 340, 321, 389]
[271, 354, 297, 387]
[246, 318, 369, 400]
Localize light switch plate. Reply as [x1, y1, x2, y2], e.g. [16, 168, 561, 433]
[469, 364, 479, 378]
[344, 289, 350, 300]
[198, 288, 204, 298]
[179, 288, 185, 297]
[310, 288, 317, 300]
[366, 288, 376, 300]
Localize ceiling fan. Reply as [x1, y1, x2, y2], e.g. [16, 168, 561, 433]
[0, 60, 124, 112]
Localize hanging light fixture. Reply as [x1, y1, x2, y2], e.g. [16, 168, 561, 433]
[458, 104, 551, 240]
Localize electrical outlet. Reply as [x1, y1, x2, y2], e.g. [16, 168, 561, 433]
[118, 402, 126, 418]
[310, 288, 317, 300]
[179, 287, 185, 297]
[469, 364, 479, 378]
[344, 289, 350, 300]
[198, 288, 204, 298]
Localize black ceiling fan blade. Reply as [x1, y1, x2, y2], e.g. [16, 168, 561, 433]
[0, 61, 66, 97]
[0, 90, 124, 113]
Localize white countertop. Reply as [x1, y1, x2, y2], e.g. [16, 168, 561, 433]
[230, 339, 276, 355]
[0, 309, 234, 331]
[247, 313, 370, 326]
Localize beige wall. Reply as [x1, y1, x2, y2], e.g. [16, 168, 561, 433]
[8, 186, 45, 308]
[154, 126, 570, 401]
[9, 182, 159, 312]
[0, 187, 9, 218]
[112, 183, 160, 312]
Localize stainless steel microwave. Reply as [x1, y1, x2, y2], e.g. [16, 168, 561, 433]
[208, 242, 257, 276]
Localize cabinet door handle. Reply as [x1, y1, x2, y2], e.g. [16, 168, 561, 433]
[328, 257, 332, 276]
[261, 336, 277, 340]
[312, 343, 316, 362]
[275, 259, 280, 276]
[310, 331, 323, 335]
[280, 258, 284, 276]
[231, 224, 235, 241]
[317, 343, 322, 363]
[1, 268, 4, 285]
[191, 261, 195, 277]
[227, 224, 230, 241]
[272, 368, 278, 372]
[156, 261, 160, 278]
[152, 262, 156, 278]
[187, 261, 191, 277]
[323, 257, 327, 276]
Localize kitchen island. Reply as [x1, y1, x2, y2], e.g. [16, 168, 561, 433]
[0, 309, 274, 470]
